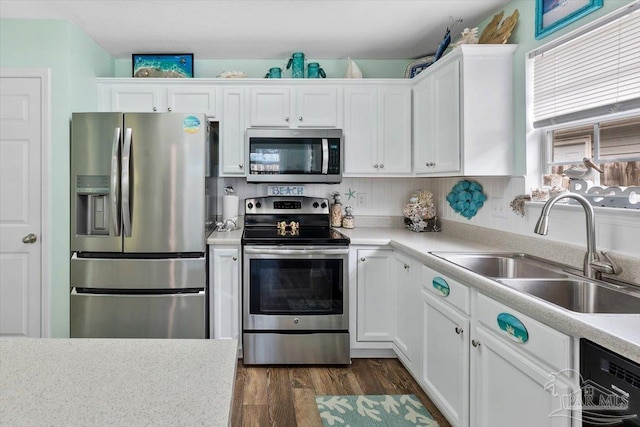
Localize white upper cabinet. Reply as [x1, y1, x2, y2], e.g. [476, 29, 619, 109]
[98, 80, 218, 116]
[344, 85, 412, 176]
[219, 87, 246, 176]
[413, 45, 517, 176]
[249, 86, 340, 128]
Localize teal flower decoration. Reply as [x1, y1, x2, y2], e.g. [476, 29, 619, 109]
[447, 180, 486, 219]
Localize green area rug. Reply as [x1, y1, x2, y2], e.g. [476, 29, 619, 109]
[316, 394, 440, 426]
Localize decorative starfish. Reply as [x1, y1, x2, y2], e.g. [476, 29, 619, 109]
[345, 188, 356, 200]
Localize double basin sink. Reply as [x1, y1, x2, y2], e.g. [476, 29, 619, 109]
[431, 252, 640, 314]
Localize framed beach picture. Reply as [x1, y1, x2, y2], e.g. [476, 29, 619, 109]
[535, 0, 602, 39]
[132, 53, 194, 78]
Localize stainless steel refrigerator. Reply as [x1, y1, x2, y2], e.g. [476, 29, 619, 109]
[70, 112, 216, 338]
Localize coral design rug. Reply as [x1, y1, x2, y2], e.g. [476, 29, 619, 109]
[315, 394, 440, 426]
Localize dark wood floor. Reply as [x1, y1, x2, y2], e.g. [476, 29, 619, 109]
[231, 358, 452, 427]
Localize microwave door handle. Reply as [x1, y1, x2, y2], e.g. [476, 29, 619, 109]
[121, 127, 132, 237]
[110, 127, 121, 236]
[322, 138, 329, 174]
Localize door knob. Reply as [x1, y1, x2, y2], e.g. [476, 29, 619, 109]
[22, 233, 37, 244]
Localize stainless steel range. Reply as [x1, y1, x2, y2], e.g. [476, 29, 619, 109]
[242, 196, 350, 365]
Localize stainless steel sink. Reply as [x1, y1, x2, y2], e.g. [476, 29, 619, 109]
[433, 253, 568, 279]
[430, 251, 640, 314]
[497, 279, 640, 314]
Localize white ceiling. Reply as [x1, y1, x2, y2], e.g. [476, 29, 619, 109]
[0, 0, 510, 60]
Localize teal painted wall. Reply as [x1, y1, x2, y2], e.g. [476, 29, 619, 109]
[116, 58, 411, 79]
[0, 18, 113, 337]
[476, 0, 634, 176]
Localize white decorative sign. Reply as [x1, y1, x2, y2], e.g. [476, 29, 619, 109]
[267, 185, 305, 196]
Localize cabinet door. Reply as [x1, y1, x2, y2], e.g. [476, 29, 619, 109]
[210, 247, 241, 340]
[166, 86, 218, 117]
[356, 249, 394, 342]
[106, 84, 162, 112]
[249, 87, 290, 126]
[378, 87, 412, 174]
[429, 59, 461, 174]
[471, 326, 573, 427]
[392, 252, 418, 366]
[343, 88, 378, 174]
[220, 88, 246, 176]
[413, 78, 433, 174]
[423, 291, 470, 427]
[295, 87, 339, 127]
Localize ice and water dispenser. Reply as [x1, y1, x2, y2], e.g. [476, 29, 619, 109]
[75, 175, 111, 236]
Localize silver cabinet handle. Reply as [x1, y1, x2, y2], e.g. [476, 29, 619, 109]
[472, 339, 481, 347]
[374, 164, 379, 169]
[168, 107, 172, 112]
[22, 233, 37, 244]
[232, 256, 238, 261]
[285, 117, 290, 122]
[404, 264, 410, 270]
[380, 164, 384, 169]
[152, 107, 157, 112]
[239, 164, 243, 169]
[455, 327, 463, 335]
[298, 116, 303, 121]
[360, 257, 366, 262]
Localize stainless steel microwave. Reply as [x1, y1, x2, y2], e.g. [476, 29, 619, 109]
[246, 128, 343, 183]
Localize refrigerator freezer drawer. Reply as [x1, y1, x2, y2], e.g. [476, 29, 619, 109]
[70, 289, 205, 338]
[71, 254, 205, 290]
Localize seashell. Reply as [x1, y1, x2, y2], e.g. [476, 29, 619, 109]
[344, 57, 363, 78]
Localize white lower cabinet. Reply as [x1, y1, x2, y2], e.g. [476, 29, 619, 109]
[209, 246, 241, 340]
[353, 247, 395, 344]
[422, 289, 470, 427]
[392, 251, 421, 376]
[420, 268, 575, 427]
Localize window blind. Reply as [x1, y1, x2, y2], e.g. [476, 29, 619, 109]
[532, 5, 640, 128]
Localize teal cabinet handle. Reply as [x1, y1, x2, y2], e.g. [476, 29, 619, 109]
[497, 312, 529, 343]
[432, 277, 450, 297]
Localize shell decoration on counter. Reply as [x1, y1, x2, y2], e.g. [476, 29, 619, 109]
[446, 180, 487, 219]
[344, 57, 363, 78]
[403, 190, 440, 232]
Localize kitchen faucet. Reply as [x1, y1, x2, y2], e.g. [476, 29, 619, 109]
[534, 192, 621, 279]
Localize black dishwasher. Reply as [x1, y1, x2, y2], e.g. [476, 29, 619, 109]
[580, 339, 639, 426]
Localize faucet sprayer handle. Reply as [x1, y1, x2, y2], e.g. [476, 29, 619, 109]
[590, 251, 622, 275]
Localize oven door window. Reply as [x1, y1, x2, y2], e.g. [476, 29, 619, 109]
[249, 258, 343, 315]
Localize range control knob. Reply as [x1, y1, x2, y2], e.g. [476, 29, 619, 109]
[247, 202, 254, 209]
[313, 202, 319, 208]
[321, 202, 327, 209]
[255, 202, 262, 209]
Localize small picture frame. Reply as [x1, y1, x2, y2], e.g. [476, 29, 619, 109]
[132, 53, 194, 78]
[404, 56, 436, 79]
[535, 0, 602, 39]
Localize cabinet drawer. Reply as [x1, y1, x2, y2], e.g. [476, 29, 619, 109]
[476, 293, 571, 372]
[421, 266, 470, 315]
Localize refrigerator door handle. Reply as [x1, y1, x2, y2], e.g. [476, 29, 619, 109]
[122, 127, 133, 237]
[110, 127, 122, 236]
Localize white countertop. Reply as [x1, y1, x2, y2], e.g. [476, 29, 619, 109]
[207, 225, 640, 363]
[0, 338, 238, 426]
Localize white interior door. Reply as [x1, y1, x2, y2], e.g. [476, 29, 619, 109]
[0, 69, 49, 337]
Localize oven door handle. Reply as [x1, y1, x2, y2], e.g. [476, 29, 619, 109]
[244, 247, 349, 256]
